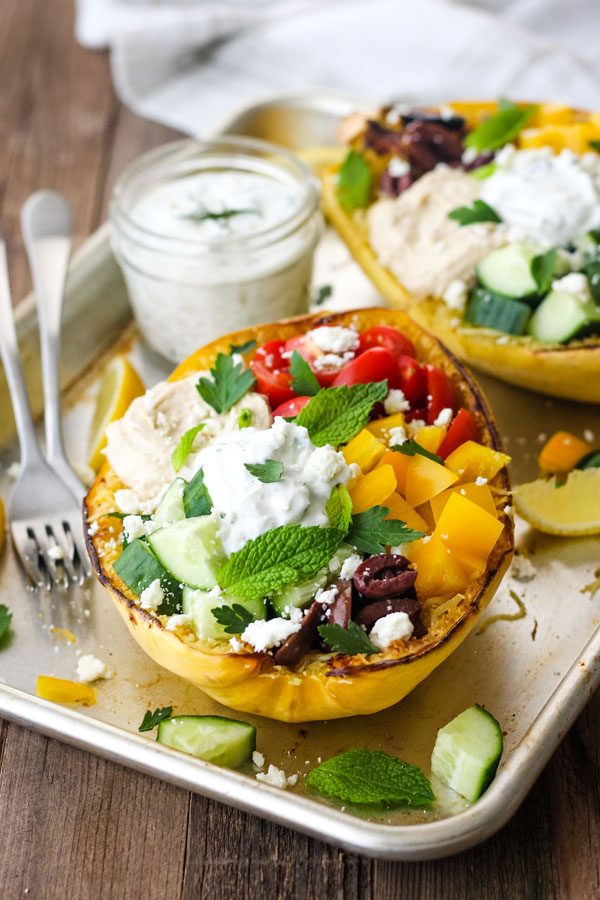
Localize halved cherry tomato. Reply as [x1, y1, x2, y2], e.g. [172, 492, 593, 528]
[272, 396, 311, 418]
[250, 340, 294, 409]
[359, 326, 416, 359]
[437, 409, 477, 459]
[425, 365, 455, 425]
[254, 339, 289, 369]
[285, 332, 354, 387]
[396, 355, 427, 405]
[332, 347, 399, 388]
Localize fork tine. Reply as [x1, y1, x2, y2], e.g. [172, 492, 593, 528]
[54, 523, 79, 584]
[64, 518, 93, 583]
[44, 525, 70, 589]
[35, 526, 65, 590]
[13, 525, 50, 591]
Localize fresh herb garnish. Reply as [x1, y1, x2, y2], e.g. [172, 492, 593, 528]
[326, 484, 353, 533]
[336, 150, 372, 212]
[211, 603, 255, 634]
[244, 459, 284, 483]
[464, 103, 537, 152]
[589, 140, 600, 153]
[171, 424, 205, 472]
[346, 506, 424, 555]
[314, 284, 333, 306]
[531, 248, 557, 295]
[182, 467, 212, 518]
[448, 199, 502, 226]
[296, 381, 388, 447]
[305, 748, 436, 808]
[0, 604, 13, 643]
[238, 407, 253, 429]
[196, 352, 256, 415]
[468, 162, 497, 181]
[289, 350, 320, 397]
[139, 706, 172, 733]
[318, 620, 378, 656]
[230, 339, 257, 356]
[183, 208, 258, 223]
[218, 524, 343, 601]
[391, 440, 443, 465]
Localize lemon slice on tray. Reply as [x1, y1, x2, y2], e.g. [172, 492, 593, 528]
[513, 468, 600, 536]
[87, 356, 145, 472]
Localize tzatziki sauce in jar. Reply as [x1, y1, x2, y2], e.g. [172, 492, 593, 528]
[110, 137, 322, 362]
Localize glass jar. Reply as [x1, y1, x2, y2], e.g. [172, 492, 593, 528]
[110, 136, 323, 363]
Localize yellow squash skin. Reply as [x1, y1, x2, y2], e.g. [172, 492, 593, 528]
[85, 309, 513, 722]
[319, 103, 600, 403]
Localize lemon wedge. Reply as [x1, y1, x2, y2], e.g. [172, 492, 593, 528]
[513, 468, 600, 535]
[87, 356, 145, 472]
[0, 495, 5, 556]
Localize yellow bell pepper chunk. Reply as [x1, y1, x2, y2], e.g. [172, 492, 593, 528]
[590, 112, 600, 131]
[375, 449, 411, 496]
[49, 627, 77, 643]
[434, 492, 504, 570]
[342, 428, 386, 474]
[528, 103, 573, 127]
[444, 441, 510, 484]
[404, 454, 458, 508]
[36, 675, 97, 706]
[408, 534, 478, 599]
[519, 126, 567, 152]
[383, 491, 429, 533]
[349, 464, 397, 514]
[538, 430, 591, 473]
[366, 412, 406, 444]
[415, 425, 446, 454]
[447, 100, 499, 127]
[430, 482, 498, 522]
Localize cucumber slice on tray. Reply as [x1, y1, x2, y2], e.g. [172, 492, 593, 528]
[157, 715, 256, 768]
[431, 704, 503, 802]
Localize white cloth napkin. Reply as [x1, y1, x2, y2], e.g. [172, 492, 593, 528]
[75, 0, 600, 137]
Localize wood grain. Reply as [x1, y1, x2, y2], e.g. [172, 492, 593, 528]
[1, 0, 600, 897]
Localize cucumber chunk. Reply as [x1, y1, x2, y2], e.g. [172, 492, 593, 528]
[147, 516, 224, 589]
[157, 715, 256, 768]
[270, 543, 357, 616]
[476, 242, 539, 298]
[113, 538, 182, 614]
[464, 287, 530, 335]
[154, 478, 186, 526]
[528, 289, 600, 343]
[431, 703, 503, 803]
[182, 586, 266, 640]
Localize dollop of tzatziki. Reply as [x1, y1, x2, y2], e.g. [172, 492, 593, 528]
[181, 418, 351, 556]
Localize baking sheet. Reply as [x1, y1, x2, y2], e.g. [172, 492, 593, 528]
[0, 94, 599, 860]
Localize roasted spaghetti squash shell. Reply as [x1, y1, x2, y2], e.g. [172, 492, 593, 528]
[84, 308, 513, 722]
[318, 116, 600, 404]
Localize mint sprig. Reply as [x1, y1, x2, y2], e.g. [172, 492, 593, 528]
[289, 350, 320, 397]
[336, 150, 372, 212]
[139, 706, 172, 733]
[464, 104, 537, 152]
[326, 484, 353, 533]
[448, 200, 501, 227]
[318, 620, 378, 656]
[196, 352, 256, 415]
[531, 248, 557, 295]
[347, 506, 424, 555]
[244, 459, 284, 483]
[306, 748, 436, 808]
[296, 381, 387, 448]
[171, 424, 205, 472]
[230, 339, 257, 356]
[211, 603, 255, 634]
[218, 524, 343, 601]
[391, 440, 443, 465]
[0, 604, 12, 643]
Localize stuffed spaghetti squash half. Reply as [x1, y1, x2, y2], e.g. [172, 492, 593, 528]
[85, 308, 513, 722]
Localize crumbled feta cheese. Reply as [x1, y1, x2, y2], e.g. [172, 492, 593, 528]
[511, 555, 536, 582]
[340, 554, 363, 580]
[77, 654, 109, 682]
[229, 637, 243, 652]
[496, 335, 510, 345]
[433, 407, 453, 427]
[475, 476, 488, 486]
[139, 578, 164, 611]
[312, 351, 353, 371]
[256, 764, 289, 788]
[584, 429, 595, 443]
[422, 534, 432, 544]
[503, 504, 514, 515]
[308, 326, 359, 354]
[369, 612, 414, 649]
[252, 751, 265, 768]
[7, 461, 21, 480]
[241, 616, 301, 652]
[461, 146, 479, 165]
[287, 774, 298, 786]
[388, 425, 406, 446]
[283, 606, 303, 624]
[165, 612, 193, 631]
[442, 279, 468, 312]
[114, 489, 142, 514]
[388, 157, 410, 178]
[551, 272, 591, 300]
[406, 419, 426, 439]
[47, 544, 64, 560]
[348, 462, 361, 483]
[304, 445, 347, 482]
[315, 587, 338, 606]
[122, 514, 148, 542]
[87, 520, 99, 536]
[384, 389, 410, 415]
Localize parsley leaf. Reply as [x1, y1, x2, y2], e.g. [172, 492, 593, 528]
[244, 459, 284, 483]
[589, 140, 600, 153]
[531, 248, 557, 295]
[218, 524, 343, 600]
[468, 162, 497, 181]
[171, 424, 205, 472]
[230, 339, 257, 356]
[336, 150, 372, 212]
[314, 284, 333, 306]
[306, 748, 436, 808]
[346, 506, 424, 555]
[238, 407, 253, 429]
[196, 352, 256, 415]
[326, 484, 353, 533]
[289, 350, 320, 397]
[391, 440, 443, 465]
[183, 208, 258, 223]
[464, 104, 537, 152]
[448, 199, 501, 226]
[296, 381, 387, 447]
[0, 604, 13, 643]
[211, 603, 255, 634]
[138, 706, 172, 733]
[318, 620, 378, 656]
[182, 467, 212, 518]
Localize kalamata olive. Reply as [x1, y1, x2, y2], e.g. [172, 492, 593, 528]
[400, 110, 466, 132]
[353, 554, 417, 600]
[273, 579, 353, 667]
[364, 120, 404, 156]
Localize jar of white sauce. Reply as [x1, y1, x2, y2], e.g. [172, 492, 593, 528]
[110, 137, 323, 362]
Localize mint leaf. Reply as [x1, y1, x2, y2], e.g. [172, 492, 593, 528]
[244, 459, 284, 483]
[139, 706, 172, 733]
[183, 467, 212, 518]
[448, 199, 501, 226]
[238, 407, 253, 429]
[211, 603, 255, 634]
[230, 339, 257, 356]
[347, 506, 424, 555]
[0, 604, 12, 643]
[289, 350, 320, 397]
[468, 162, 497, 181]
[315, 284, 333, 306]
[196, 352, 256, 415]
[218, 524, 343, 601]
[318, 620, 378, 656]
[391, 440, 443, 465]
[589, 140, 600, 153]
[531, 248, 557, 294]
[171, 424, 205, 472]
[296, 381, 387, 447]
[306, 748, 435, 808]
[337, 150, 372, 212]
[465, 104, 537, 152]
[326, 484, 353, 533]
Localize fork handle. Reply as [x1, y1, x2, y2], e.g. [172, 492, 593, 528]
[0, 239, 45, 468]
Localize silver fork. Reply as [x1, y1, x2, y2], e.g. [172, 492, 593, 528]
[0, 209, 91, 589]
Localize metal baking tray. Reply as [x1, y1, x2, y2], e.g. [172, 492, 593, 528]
[1, 94, 600, 861]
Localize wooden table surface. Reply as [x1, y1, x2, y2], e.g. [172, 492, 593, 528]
[1, 2, 599, 897]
